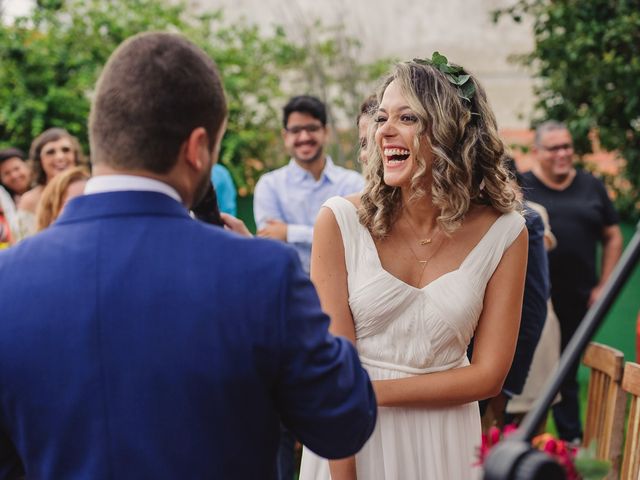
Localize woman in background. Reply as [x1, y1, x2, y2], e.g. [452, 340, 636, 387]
[17, 128, 86, 238]
[35, 166, 89, 231]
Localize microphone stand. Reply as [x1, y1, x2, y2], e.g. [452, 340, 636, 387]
[484, 220, 640, 479]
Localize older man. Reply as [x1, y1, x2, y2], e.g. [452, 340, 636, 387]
[521, 121, 623, 442]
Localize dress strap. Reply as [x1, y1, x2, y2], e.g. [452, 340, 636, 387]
[321, 196, 362, 273]
[460, 210, 525, 287]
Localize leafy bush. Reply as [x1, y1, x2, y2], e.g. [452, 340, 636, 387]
[494, 0, 640, 221]
[0, 0, 390, 193]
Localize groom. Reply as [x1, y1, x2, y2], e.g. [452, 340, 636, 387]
[0, 32, 376, 480]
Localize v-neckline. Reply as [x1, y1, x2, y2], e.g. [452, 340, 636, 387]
[338, 198, 506, 291]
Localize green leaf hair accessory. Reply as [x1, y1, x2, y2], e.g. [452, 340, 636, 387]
[413, 52, 477, 103]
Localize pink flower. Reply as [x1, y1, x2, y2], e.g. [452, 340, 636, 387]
[480, 428, 583, 479]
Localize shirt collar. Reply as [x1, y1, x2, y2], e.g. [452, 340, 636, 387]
[84, 175, 183, 203]
[287, 156, 337, 183]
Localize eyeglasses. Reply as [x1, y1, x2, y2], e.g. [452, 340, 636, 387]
[285, 124, 324, 135]
[540, 143, 573, 153]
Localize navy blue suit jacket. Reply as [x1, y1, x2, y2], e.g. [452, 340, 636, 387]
[503, 206, 549, 395]
[0, 191, 376, 480]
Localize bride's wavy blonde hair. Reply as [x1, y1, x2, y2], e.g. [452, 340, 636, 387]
[359, 60, 519, 238]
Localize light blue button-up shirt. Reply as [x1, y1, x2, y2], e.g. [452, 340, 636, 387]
[253, 157, 364, 273]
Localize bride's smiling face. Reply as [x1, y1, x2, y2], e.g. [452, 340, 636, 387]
[374, 80, 433, 189]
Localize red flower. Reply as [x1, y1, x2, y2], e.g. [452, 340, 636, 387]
[532, 434, 580, 480]
[479, 427, 581, 479]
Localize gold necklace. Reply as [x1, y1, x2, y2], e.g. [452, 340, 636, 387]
[404, 215, 439, 246]
[397, 221, 447, 286]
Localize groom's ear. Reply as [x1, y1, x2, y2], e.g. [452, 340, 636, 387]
[183, 127, 210, 172]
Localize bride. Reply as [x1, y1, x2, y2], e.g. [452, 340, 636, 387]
[300, 55, 528, 479]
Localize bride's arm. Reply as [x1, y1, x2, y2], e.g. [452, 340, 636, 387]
[373, 228, 529, 407]
[311, 207, 358, 479]
[310, 207, 357, 343]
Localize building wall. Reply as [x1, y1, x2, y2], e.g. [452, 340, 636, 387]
[195, 0, 536, 129]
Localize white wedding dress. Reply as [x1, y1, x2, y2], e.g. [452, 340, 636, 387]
[300, 196, 525, 480]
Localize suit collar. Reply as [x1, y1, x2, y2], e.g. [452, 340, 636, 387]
[85, 175, 183, 203]
[56, 190, 191, 225]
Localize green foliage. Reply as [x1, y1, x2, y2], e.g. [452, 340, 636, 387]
[413, 52, 476, 102]
[0, 0, 390, 194]
[574, 442, 611, 480]
[494, 0, 640, 220]
[285, 19, 393, 170]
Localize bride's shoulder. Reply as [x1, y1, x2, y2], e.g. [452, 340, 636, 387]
[343, 193, 361, 209]
[462, 204, 501, 232]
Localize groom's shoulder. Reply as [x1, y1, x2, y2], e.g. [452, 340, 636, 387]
[192, 221, 300, 270]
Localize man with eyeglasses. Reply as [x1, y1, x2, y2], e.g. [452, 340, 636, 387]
[521, 120, 623, 444]
[254, 95, 364, 275]
[253, 96, 364, 480]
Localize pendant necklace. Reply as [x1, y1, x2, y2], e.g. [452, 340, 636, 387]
[399, 217, 446, 286]
[404, 215, 437, 246]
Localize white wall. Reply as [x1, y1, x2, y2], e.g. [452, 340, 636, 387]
[2, 0, 535, 128]
[194, 0, 536, 129]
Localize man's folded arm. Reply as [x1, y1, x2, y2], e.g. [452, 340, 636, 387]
[286, 224, 313, 245]
[275, 250, 376, 459]
[253, 176, 281, 229]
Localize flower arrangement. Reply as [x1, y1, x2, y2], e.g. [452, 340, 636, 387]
[531, 433, 580, 480]
[478, 425, 610, 480]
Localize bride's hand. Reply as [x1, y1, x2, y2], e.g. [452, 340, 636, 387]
[329, 457, 357, 480]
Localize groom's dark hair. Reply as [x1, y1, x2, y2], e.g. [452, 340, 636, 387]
[89, 32, 227, 174]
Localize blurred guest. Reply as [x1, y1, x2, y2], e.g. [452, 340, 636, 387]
[211, 163, 237, 216]
[0, 186, 15, 247]
[480, 157, 551, 430]
[254, 95, 364, 274]
[16, 128, 86, 239]
[522, 120, 623, 442]
[192, 181, 252, 237]
[0, 147, 32, 205]
[357, 94, 377, 165]
[35, 166, 89, 231]
[254, 95, 365, 479]
[506, 199, 561, 431]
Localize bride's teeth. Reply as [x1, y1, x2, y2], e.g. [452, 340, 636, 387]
[384, 148, 410, 157]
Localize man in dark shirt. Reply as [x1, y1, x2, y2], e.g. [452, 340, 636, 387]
[521, 121, 623, 442]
